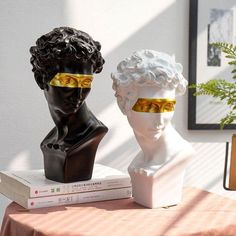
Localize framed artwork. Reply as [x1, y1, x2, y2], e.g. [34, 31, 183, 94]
[188, 0, 236, 129]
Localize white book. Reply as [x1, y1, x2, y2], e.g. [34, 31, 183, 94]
[0, 187, 132, 209]
[0, 164, 131, 198]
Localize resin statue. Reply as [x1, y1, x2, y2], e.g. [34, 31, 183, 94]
[30, 27, 108, 183]
[111, 50, 195, 208]
[223, 134, 236, 190]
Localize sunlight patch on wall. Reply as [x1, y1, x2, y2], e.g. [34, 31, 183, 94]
[7, 150, 31, 171]
[96, 102, 135, 160]
[64, 0, 176, 55]
[185, 142, 236, 200]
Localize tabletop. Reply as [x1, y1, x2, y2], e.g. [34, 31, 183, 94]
[1, 187, 236, 236]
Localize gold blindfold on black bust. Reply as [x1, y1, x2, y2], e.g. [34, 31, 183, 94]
[132, 98, 176, 113]
[50, 73, 93, 88]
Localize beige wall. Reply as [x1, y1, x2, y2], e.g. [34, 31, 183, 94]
[0, 0, 234, 223]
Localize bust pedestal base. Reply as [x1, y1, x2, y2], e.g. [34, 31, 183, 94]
[128, 150, 194, 208]
[42, 129, 107, 183]
[43, 146, 96, 183]
[129, 169, 185, 208]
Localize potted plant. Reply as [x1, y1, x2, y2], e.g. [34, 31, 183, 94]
[190, 43, 236, 191]
[189, 42, 236, 129]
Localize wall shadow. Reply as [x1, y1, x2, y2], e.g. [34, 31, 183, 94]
[88, 0, 186, 169]
[0, 0, 232, 228]
[0, 0, 67, 223]
[0, 0, 183, 223]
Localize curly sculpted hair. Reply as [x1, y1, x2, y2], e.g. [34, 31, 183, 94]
[111, 50, 188, 114]
[30, 27, 105, 89]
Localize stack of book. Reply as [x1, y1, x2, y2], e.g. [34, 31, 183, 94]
[0, 164, 132, 209]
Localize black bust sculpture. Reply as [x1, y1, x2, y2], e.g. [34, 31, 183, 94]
[30, 27, 108, 183]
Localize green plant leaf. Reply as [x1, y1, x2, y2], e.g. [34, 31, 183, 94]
[190, 42, 236, 126]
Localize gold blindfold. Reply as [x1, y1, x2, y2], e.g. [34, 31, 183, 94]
[132, 98, 176, 113]
[50, 73, 93, 88]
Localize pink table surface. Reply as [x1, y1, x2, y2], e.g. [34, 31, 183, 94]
[1, 187, 236, 236]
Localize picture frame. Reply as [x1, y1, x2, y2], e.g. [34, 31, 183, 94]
[188, 0, 236, 130]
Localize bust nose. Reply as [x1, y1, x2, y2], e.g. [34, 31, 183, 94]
[155, 114, 165, 129]
[66, 88, 81, 104]
[156, 114, 164, 124]
[77, 87, 83, 100]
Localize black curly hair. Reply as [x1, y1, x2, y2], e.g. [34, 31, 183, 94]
[30, 27, 105, 89]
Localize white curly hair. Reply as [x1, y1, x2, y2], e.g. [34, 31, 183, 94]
[111, 50, 188, 114]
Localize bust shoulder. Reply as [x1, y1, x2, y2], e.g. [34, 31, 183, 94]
[41, 119, 108, 153]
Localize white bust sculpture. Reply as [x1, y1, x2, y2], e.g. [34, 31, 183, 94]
[111, 50, 195, 208]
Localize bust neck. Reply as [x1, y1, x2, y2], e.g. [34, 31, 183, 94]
[134, 125, 185, 164]
[48, 102, 92, 143]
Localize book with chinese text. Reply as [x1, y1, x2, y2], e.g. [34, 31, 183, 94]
[0, 164, 131, 198]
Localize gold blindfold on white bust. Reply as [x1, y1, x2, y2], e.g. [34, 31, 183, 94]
[132, 98, 176, 113]
[50, 73, 93, 88]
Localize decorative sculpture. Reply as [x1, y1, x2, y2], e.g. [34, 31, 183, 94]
[30, 27, 108, 183]
[223, 134, 236, 190]
[111, 50, 195, 208]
